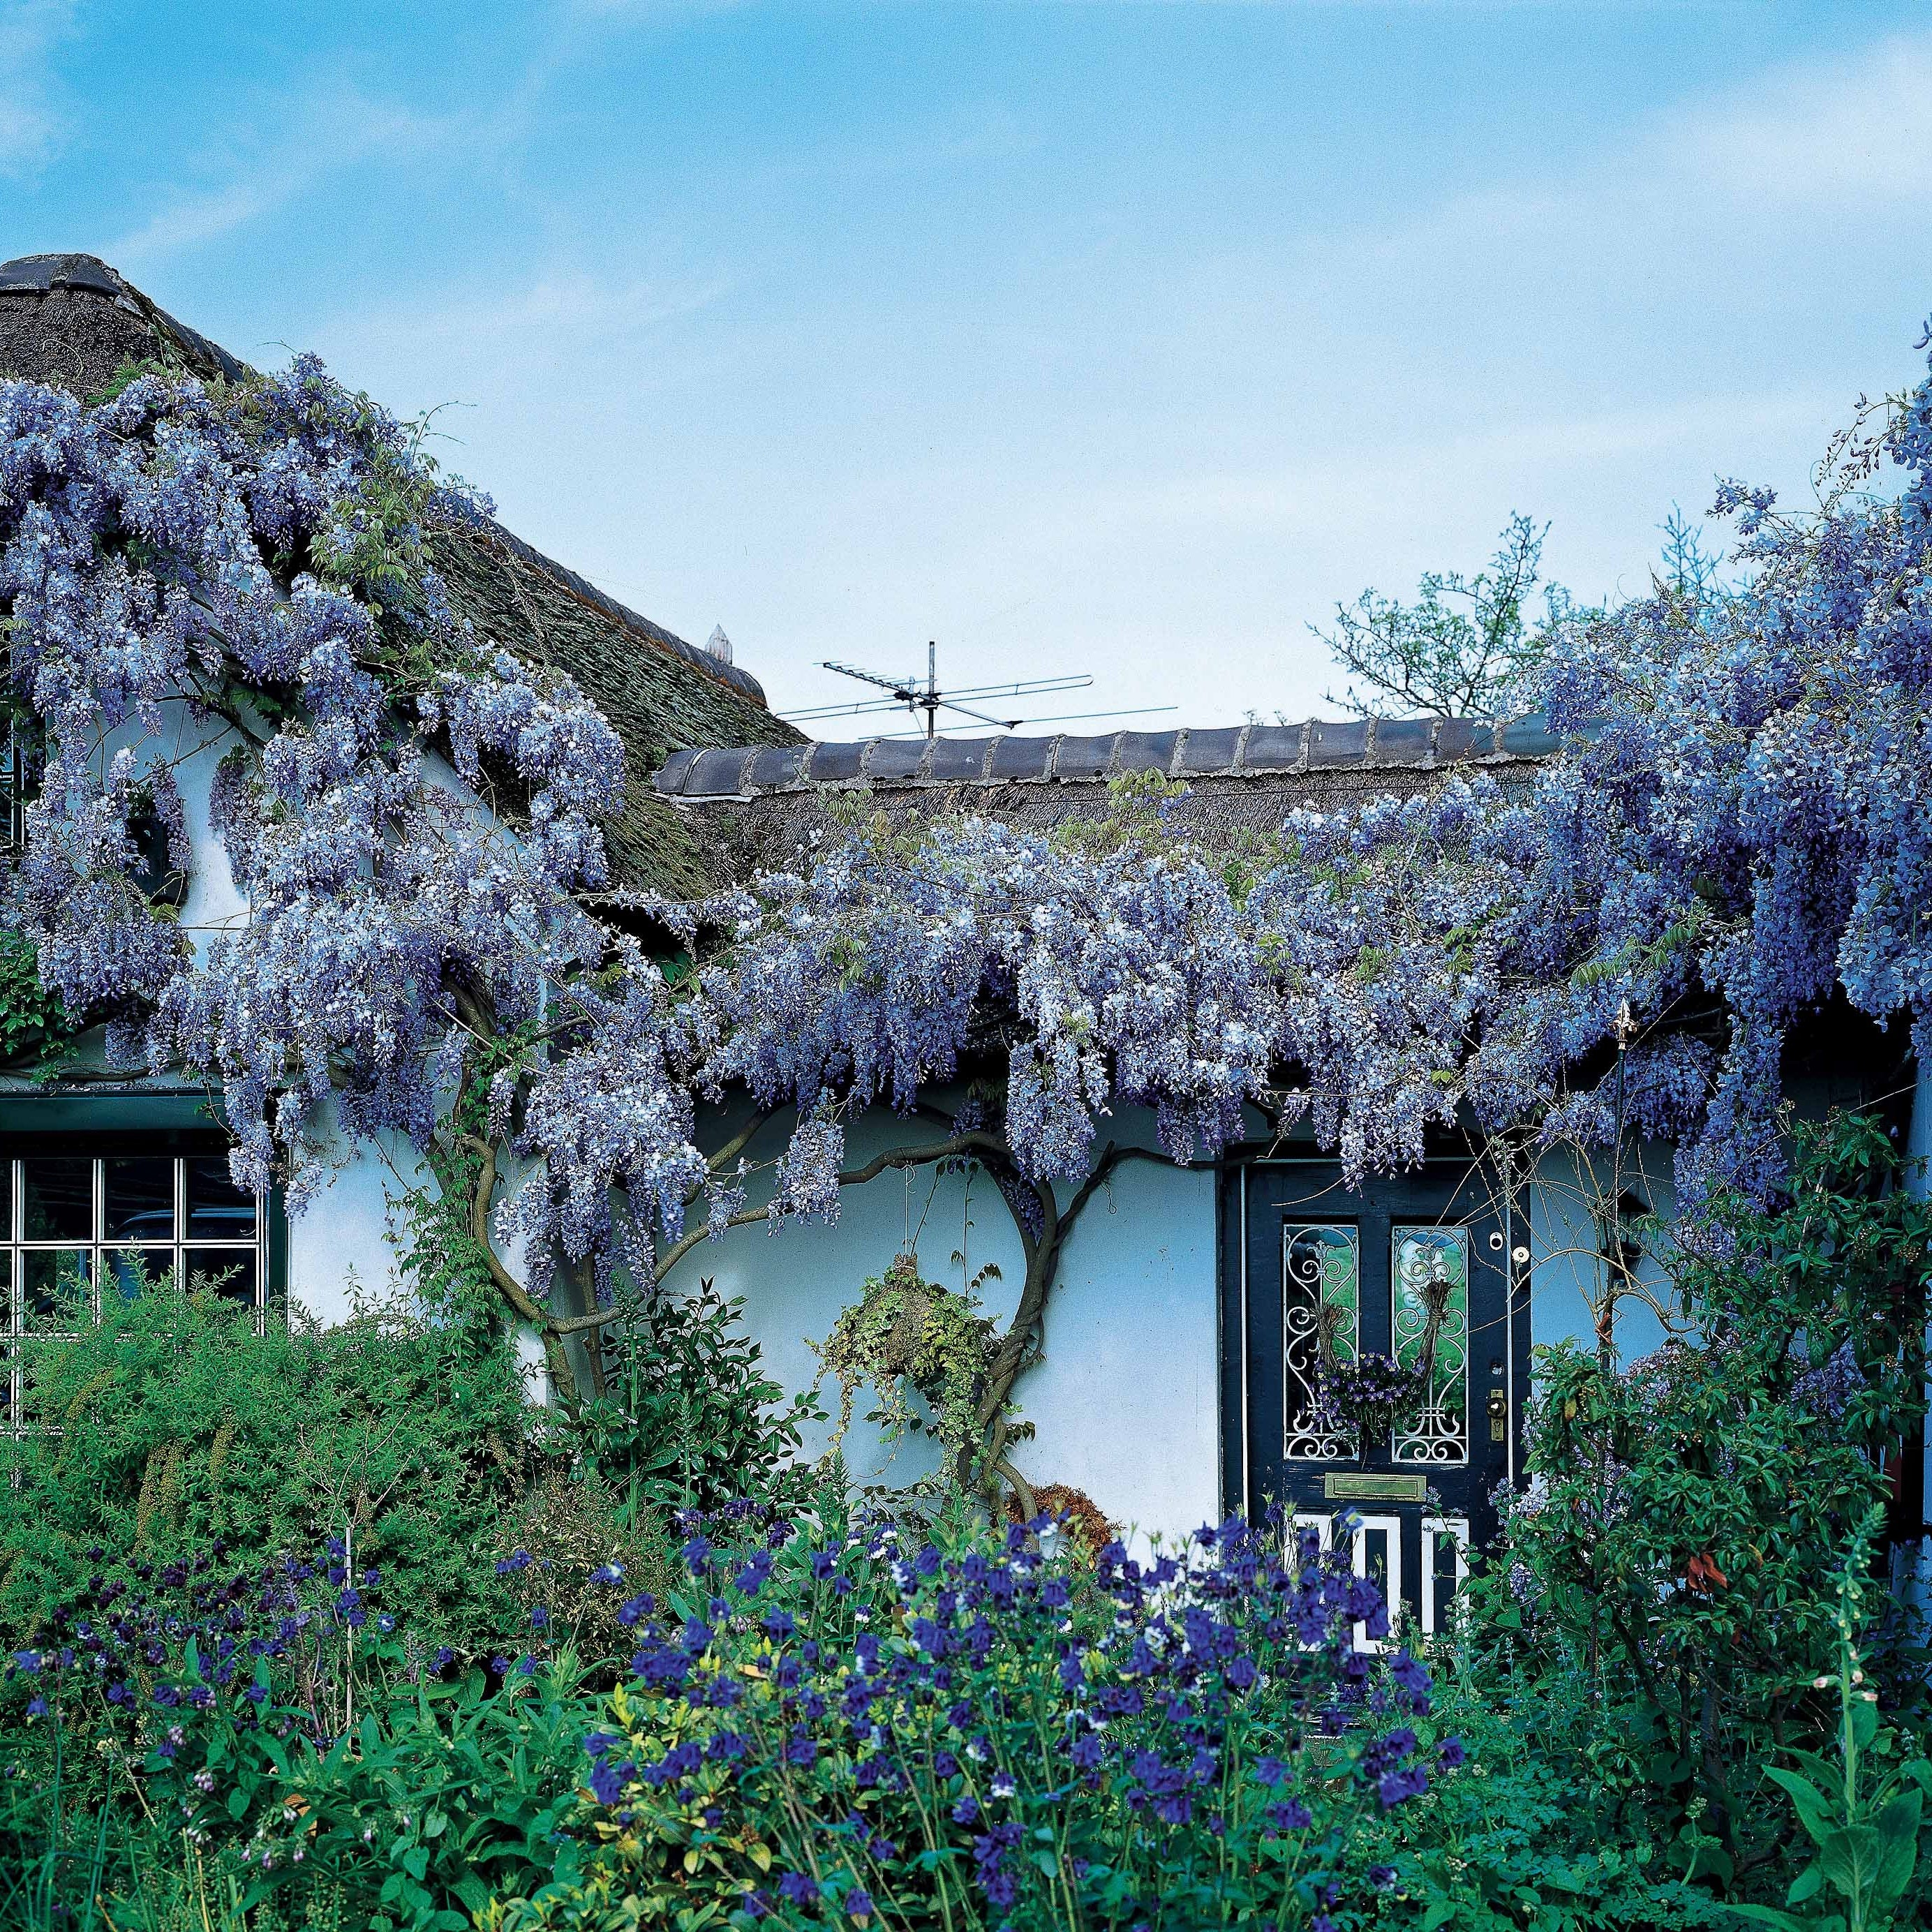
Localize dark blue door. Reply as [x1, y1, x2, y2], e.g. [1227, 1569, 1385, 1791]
[1219, 1158, 1528, 1640]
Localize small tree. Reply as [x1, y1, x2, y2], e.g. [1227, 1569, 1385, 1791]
[1317, 510, 1566, 718]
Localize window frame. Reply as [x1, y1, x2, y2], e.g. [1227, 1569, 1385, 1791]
[0, 1130, 287, 1435]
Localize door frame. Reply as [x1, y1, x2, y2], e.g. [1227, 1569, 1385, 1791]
[1215, 1146, 1533, 1534]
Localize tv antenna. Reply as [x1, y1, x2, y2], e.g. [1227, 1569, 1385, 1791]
[780, 641, 1177, 740]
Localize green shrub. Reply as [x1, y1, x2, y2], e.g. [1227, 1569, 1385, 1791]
[1473, 1110, 1932, 1904]
[565, 1279, 824, 1528]
[0, 1283, 542, 1654]
[1355, 1645, 1734, 1929]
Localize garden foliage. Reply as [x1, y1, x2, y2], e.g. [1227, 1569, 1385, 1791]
[1492, 1116, 1931, 1878]
[1, 1479, 1455, 1932]
[570, 1279, 824, 1527]
[497, 1501, 1455, 1932]
[0, 1286, 540, 1651]
[0, 1178, 1928, 1928]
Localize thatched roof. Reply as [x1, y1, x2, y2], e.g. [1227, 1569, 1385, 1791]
[654, 718, 1557, 884]
[0, 252, 803, 896]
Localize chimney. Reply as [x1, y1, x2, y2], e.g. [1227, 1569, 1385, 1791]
[706, 625, 733, 667]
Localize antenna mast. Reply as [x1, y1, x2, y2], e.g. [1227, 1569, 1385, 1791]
[782, 643, 1176, 739]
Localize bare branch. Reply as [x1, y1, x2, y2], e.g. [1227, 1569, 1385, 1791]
[552, 1129, 1016, 1337]
[456, 1132, 578, 1402]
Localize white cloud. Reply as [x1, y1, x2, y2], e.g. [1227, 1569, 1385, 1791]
[343, 269, 733, 359]
[0, 0, 76, 178]
[1399, 26, 1932, 270]
[1118, 390, 1836, 533]
[109, 86, 460, 267]
[1669, 31, 1932, 207]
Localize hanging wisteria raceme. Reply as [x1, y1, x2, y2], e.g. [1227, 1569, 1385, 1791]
[3, 331, 1932, 1309]
[0, 358, 625, 1210]
[681, 817, 1277, 1176]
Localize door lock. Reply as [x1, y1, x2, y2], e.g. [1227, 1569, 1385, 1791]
[1487, 1387, 1508, 1443]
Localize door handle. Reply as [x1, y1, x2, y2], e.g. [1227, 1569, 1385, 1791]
[1487, 1387, 1508, 1443]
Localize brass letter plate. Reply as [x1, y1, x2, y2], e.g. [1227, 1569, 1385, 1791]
[1322, 1473, 1427, 1504]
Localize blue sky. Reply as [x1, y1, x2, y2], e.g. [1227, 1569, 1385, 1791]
[5, 1, 1928, 729]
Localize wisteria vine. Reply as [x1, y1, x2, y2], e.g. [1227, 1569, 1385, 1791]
[3, 327, 1930, 1429]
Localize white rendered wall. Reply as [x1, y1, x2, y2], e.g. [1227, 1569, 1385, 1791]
[1525, 1141, 1679, 1363]
[662, 1103, 1221, 1541]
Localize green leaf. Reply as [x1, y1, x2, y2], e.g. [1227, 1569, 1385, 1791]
[1724, 1907, 1805, 1929]
[1790, 1750, 1842, 1794]
[1421, 1904, 1458, 1930]
[1815, 1824, 1880, 1902]
[1871, 1789, 1921, 1910]
[1766, 1767, 1841, 1847]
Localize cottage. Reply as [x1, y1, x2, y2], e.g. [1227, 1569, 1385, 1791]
[0, 255, 1923, 1638]
[648, 729, 1923, 1623]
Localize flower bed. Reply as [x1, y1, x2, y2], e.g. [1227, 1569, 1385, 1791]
[497, 1502, 1455, 1930]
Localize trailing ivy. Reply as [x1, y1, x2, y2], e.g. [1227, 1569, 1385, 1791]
[815, 1250, 1013, 1499]
[0, 928, 75, 1073]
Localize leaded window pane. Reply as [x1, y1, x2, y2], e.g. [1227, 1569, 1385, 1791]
[23, 1158, 93, 1242]
[22, 1249, 91, 1332]
[1284, 1223, 1358, 1461]
[1391, 1226, 1469, 1465]
[186, 1249, 257, 1306]
[186, 1157, 255, 1240]
[1, 1152, 273, 1432]
[105, 1157, 176, 1240]
[105, 1247, 174, 1300]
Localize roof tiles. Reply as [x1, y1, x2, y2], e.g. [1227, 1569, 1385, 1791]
[655, 716, 1550, 799]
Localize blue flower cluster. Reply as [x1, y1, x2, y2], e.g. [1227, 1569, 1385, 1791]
[573, 1501, 1459, 1927]
[1, 1532, 392, 1758]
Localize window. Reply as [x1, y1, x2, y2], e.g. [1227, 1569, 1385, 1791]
[1283, 1222, 1358, 1461]
[1390, 1226, 1469, 1465]
[1, 1150, 274, 1434]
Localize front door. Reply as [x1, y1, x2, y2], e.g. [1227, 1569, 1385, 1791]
[1219, 1158, 1526, 1640]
